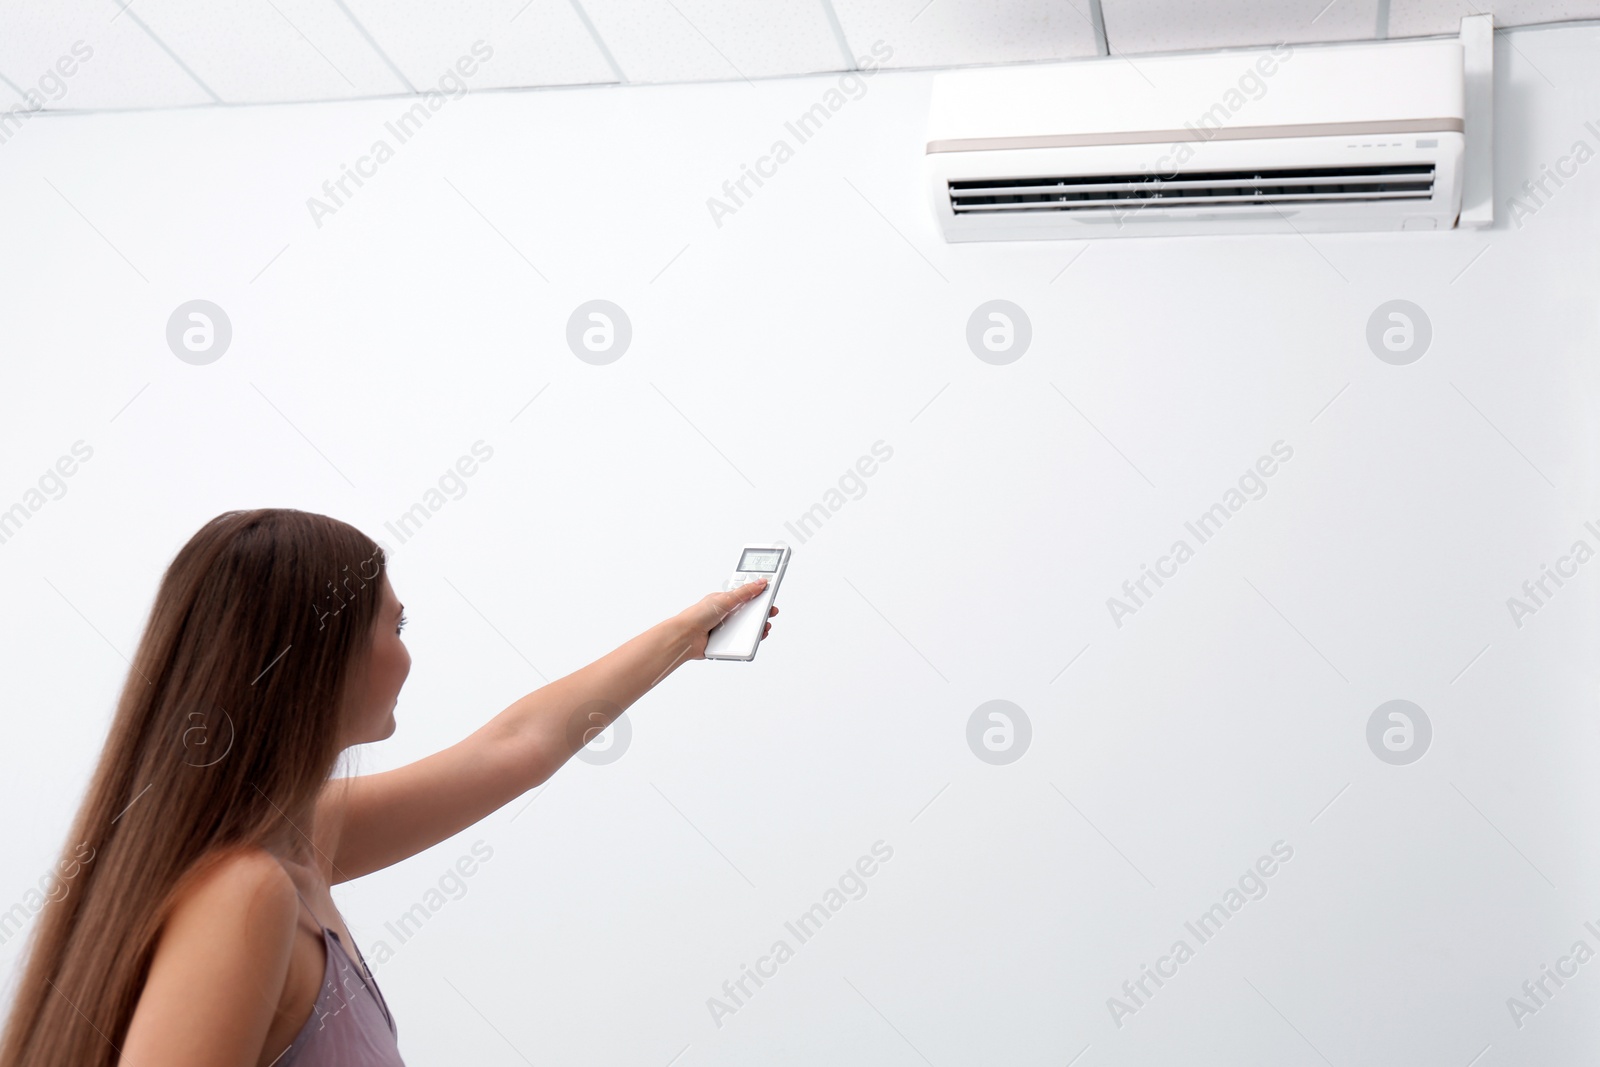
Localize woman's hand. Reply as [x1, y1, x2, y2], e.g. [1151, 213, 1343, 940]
[677, 578, 779, 660]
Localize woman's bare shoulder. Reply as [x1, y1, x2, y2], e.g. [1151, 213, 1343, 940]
[120, 847, 301, 1066]
[167, 845, 300, 933]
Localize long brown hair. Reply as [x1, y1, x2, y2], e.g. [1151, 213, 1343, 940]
[0, 508, 388, 1067]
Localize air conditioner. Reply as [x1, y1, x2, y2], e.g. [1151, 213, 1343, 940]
[925, 38, 1466, 240]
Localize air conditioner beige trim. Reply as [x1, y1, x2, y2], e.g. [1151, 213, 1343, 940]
[926, 118, 1464, 155]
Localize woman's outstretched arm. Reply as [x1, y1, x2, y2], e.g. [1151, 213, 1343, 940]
[314, 579, 774, 885]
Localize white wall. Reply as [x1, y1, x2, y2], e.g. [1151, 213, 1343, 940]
[2, 21, 1599, 1066]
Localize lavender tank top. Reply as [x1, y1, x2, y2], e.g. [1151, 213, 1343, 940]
[269, 886, 405, 1066]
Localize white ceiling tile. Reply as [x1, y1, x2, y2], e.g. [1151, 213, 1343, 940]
[1388, 0, 1600, 37]
[341, 0, 617, 92]
[0, 0, 214, 111]
[830, 0, 1100, 69]
[123, 0, 406, 104]
[4, 0, 1600, 113]
[1100, 0, 1382, 54]
[576, 0, 848, 83]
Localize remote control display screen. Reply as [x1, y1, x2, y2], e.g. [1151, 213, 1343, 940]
[739, 549, 782, 573]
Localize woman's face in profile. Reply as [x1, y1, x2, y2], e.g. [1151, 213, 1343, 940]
[349, 574, 411, 745]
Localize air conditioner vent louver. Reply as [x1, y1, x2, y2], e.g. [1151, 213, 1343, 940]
[947, 164, 1437, 216]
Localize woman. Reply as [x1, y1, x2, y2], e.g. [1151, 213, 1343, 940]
[0, 508, 776, 1067]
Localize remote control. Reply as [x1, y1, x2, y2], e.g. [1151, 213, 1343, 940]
[705, 544, 789, 661]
